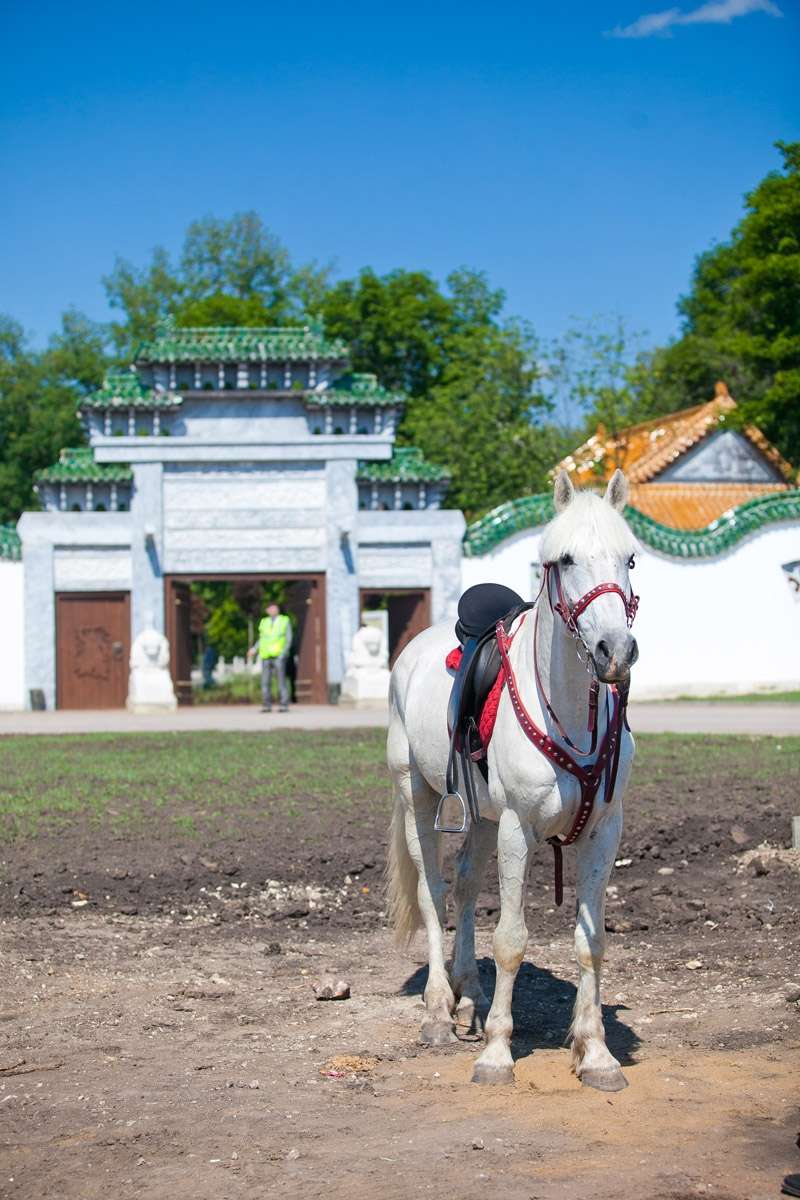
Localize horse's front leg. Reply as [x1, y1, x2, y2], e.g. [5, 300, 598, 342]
[451, 817, 496, 1035]
[472, 808, 531, 1084]
[570, 803, 628, 1091]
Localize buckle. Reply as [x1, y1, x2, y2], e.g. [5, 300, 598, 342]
[434, 792, 468, 834]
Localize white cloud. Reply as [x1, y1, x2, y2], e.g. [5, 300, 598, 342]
[607, 0, 782, 38]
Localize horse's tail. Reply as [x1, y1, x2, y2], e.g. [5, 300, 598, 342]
[386, 789, 421, 944]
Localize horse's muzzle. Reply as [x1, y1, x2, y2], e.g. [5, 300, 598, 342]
[592, 630, 638, 683]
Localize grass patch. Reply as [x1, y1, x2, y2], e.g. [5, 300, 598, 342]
[193, 675, 262, 705]
[0, 729, 797, 842]
[0, 728, 390, 840]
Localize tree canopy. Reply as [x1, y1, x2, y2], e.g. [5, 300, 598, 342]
[0, 312, 106, 523]
[104, 212, 331, 358]
[2, 145, 798, 530]
[650, 141, 800, 462]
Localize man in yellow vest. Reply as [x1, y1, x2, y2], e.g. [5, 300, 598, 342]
[247, 601, 292, 712]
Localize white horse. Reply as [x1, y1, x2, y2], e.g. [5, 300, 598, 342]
[386, 469, 640, 1091]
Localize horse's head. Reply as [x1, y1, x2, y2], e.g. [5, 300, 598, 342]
[541, 469, 640, 684]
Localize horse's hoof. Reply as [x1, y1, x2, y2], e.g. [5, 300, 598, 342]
[580, 1067, 629, 1092]
[420, 1020, 455, 1046]
[471, 1062, 515, 1085]
[455, 999, 487, 1039]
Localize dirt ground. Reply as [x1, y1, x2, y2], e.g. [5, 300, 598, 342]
[2, 733, 799, 1199]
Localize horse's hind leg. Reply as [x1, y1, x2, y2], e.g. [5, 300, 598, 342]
[451, 818, 496, 1035]
[570, 805, 628, 1092]
[402, 775, 457, 1045]
[472, 808, 531, 1084]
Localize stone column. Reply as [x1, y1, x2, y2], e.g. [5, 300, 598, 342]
[130, 462, 165, 639]
[17, 517, 56, 709]
[431, 529, 464, 625]
[324, 459, 359, 697]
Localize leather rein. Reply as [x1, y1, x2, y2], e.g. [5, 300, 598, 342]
[495, 562, 639, 905]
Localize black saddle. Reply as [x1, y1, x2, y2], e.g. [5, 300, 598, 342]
[438, 583, 533, 832]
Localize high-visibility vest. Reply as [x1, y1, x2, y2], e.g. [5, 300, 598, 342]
[258, 614, 291, 659]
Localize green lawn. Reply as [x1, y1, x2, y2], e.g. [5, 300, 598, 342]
[0, 729, 798, 841]
[0, 728, 390, 839]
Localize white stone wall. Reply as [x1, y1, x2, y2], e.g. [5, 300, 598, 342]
[0, 561, 25, 709]
[462, 522, 800, 698]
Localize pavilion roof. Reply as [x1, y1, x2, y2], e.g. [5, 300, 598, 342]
[35, 447, 133, 485]
[135, 316, 348, 363]
[357, 447, 450, 484]
[79, 368, 183, 411]
[557, 384, 795, 487]
[307, 372, 406, 408]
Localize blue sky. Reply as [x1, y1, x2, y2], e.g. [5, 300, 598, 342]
[1, 0, 797, 351]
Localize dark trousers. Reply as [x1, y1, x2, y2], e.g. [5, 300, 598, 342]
[261, 655, 289, 707]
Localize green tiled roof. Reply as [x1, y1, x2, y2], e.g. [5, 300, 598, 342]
[0, 524, 21, 561]
[35, 448, 133, 485]
[307, 372, 406, 408]
[136, 316, 348, 363]
[463, 489, 800, 559]
[357, 447, 450, 484]
[79, 368, 183, 410]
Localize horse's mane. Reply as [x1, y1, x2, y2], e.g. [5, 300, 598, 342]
[540, 491, 639, 563]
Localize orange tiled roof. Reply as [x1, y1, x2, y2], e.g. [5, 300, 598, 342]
[629, 482, 789, 530]
[558, 384, 796, 488]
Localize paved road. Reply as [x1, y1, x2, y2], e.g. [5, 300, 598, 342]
[0, 702, 796, 736]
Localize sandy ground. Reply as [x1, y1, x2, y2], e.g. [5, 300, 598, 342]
[2, 913, 798, 1200]
[0, 701, 798, 736]
[2, 728, 799, 1198]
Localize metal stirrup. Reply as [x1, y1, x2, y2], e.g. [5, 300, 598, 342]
[434, 791, 468, 834]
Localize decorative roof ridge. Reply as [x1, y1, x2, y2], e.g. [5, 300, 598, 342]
[152, 321, 323, 336]
[463, 488, 800, 559]
[135, 318, 349, 363]
[357, 446, 451, 483]
[628, 393, 737, 483]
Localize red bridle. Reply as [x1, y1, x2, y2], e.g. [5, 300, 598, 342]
[491, 560, 640, 906]
[546, 561, 639, 637]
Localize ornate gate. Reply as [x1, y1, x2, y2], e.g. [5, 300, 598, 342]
[56, 592, 131, 709]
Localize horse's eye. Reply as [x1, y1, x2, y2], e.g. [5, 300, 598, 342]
[560, 554, 574, 567]
[628, 555, 636, 570]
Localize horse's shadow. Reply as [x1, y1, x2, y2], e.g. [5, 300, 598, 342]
[401, 956, 640, 1065]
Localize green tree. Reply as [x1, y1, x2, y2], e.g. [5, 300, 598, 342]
[0, 312, 107, 523]
[402, 271, 558, 517]
[319, 267, 453, 397]
[542, 316, 651, 442]
[648, 141, 800, 464]
[104, 212, 331, 357]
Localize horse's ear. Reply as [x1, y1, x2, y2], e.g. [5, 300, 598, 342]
[553, 470, 575, 513]
[604, 469, 629, 513]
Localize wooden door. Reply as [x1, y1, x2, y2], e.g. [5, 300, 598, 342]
[387, 590, 431, 666]
[285, 575, 327, 704]
[166, 580, 193, 705]
[56, 592, 130, 709]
